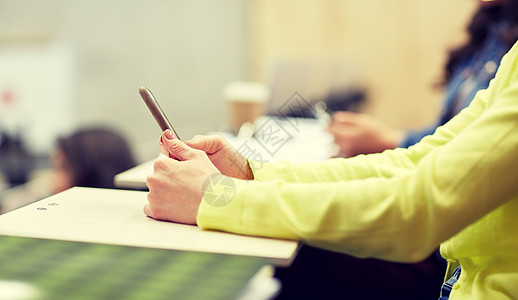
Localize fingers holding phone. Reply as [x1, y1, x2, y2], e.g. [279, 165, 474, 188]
[159, 130, 180, 160]
[160, 130, 199, 161]
[186, 135, 253, 180]
[140, 86, 252, 179]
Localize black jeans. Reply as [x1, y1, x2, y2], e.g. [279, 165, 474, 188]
[274, 245, 446, 300]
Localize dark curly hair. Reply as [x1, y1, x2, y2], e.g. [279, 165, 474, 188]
[443, 0, 518, 83]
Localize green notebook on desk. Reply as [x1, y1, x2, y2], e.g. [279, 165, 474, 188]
[0, 235, 266, 300]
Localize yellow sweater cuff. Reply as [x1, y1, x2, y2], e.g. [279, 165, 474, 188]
[197, 175, 246, 233]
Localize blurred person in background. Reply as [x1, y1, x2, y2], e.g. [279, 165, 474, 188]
[52, 127, 136, 194]
[276, 1, 518, 299]
[329, 0, 518, 158]
[138, 1, 517, 299]
[1, 127, 135, 215]
[0, 131, 32, 187]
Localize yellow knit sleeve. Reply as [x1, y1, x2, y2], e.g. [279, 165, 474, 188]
[198, 43, 518, 263]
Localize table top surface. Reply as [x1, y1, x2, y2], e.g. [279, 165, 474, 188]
[0, 187, 299, 266]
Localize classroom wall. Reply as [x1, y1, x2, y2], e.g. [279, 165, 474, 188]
[0, 0, 479, 163]
[0, 0, 248, 162]
[247, 0, 478, 130]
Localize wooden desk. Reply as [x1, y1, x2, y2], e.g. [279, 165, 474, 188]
[0, 187, 299, 266]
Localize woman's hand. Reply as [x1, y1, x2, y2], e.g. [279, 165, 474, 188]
[145, 130, 221, 224]
[184, 135, 254, 180]
[328, 111, 404, 157]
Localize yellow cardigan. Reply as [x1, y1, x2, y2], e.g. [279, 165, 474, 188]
[198, 42, 518, 298]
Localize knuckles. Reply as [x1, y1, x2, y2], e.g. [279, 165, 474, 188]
[153, 157, 174, 171]
[146, 174, 158, 188]
[153, 158, 164, 170]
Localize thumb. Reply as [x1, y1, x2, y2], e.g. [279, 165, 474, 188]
[162, 129, 198, 161]
[185, 135, 224, 155]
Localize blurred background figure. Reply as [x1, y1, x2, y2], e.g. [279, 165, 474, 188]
[329, 0, 518, 157]
[275, 1, 518, 299]
[0, 131, 32, 188]
[52, 127, 136, 194]
[1, 127, 136, 214]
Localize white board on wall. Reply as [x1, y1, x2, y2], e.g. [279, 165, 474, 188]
[0, 39, 76, 155]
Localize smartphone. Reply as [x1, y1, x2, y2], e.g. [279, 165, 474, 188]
[139, 86, 181, 140]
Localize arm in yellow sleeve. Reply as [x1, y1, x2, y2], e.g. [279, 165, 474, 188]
[251, 87, 489, 184]
[199, 44, 518, 263]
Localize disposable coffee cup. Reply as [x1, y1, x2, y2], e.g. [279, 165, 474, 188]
[223, 82, 269, 134]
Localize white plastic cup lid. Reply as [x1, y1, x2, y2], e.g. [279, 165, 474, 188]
[223, 81, 269, 103]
